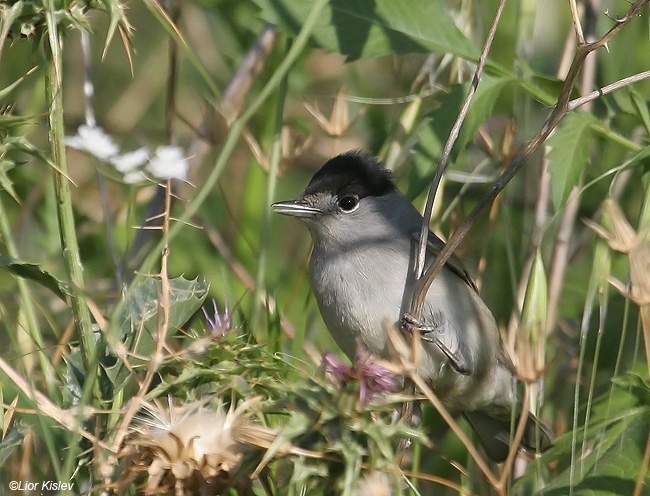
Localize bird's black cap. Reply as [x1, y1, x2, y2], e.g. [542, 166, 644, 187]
[304, 151, 397, 199]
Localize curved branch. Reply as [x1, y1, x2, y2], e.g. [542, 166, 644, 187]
[410, 0, 508, 317]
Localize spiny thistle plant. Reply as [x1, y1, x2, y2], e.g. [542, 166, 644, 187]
[109, 301, 425, 495]
[119, 397, 278, 495]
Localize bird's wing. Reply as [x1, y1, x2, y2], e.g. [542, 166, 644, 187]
[411, 231, 479, 293]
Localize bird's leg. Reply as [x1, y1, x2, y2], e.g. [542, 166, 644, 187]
[400, 313, 473, 376]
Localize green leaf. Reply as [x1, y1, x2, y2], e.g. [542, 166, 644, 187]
[104, 276, 209, 388]
[252, 0, 478, 61]
[0, 255, 68, 300]
[531, 413, 648, 495]
[547, 112, 595, 210]
[409, 76, 511, 197]
[455, 75, 512, 154]
[120, 276, 209, 343]
[0, 424, 28, 465]
[628, 87, 650, 136]
[0, 136, 63, 177]
[515, 372, 650, 495]
[0, 160, 19, 203]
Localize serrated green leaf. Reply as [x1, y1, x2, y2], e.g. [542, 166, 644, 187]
[0, 255, 68, 299]
[0, 136, 62, 176]
[0, 160, 19, 203]
[95, 0, 134, 61]
[105, 276, 208, 387]
[529, 412, 649, 496]
[547, 112, 595, 210]
[0, 113, 36, 130]
[0, 424, 28, 465]
[120, 277, 209, 342]
[252, 0, 477, 61]
[515, 372, 650, 495]
[103, 277, 208, 391]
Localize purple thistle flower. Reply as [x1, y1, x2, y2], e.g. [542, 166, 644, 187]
[323, 352, 350, 382]
[201, 298, 231, 336]
[322, 344, 400, 406]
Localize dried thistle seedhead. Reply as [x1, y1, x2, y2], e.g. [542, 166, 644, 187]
[354, 471, 392, 496]
[304, 87, 365, 138]
[505, 252, 548, 384]
[118, 397, 278, 495]
[586, 199, 650, 306]
[586, 200, 641, 254]
[505, 334, 540, 384]
[628, 244, 650, 306]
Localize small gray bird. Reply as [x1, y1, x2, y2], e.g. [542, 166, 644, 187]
[272, 150, 552, 461]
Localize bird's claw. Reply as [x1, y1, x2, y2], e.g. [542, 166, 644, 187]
[400, 313, 472, 376]
[400, 313, 437, 341]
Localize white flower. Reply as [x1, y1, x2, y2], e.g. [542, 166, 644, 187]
[146, 146, 189, 181]
[123, 170, 148, 184]
[110, 147, 149, 173]
[65, 124, 120, 161]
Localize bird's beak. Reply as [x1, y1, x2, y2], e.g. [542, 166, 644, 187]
[271, 199, 322, 218]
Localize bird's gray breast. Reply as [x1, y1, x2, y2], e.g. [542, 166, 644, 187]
[309, 240, 411, 360]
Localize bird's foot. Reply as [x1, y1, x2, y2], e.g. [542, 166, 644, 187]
[400, 313, 472, 376]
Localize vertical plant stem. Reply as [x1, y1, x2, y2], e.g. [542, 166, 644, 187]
[44, 20, 96, 374]
[0, 195, 58, 399]
[80, 31, 123, 290]
[252, 39, 289, 332]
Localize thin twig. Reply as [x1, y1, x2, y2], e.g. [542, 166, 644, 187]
[223, 23, 278, 120]
[382, 322, 499, 487]
[568, 70, 650, 111]
[498, 386, 532, 488]
[634, 419, 650, 496]
[107, 181, 174, 464]
[121, 1, 182, 282]
[414, 0, 508, 280]
[165, 0, 181, 144]
[568, 0, 585, 44]
[122, 22, 278, 281]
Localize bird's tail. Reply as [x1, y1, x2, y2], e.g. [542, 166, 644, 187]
[464, 410, 553, 462]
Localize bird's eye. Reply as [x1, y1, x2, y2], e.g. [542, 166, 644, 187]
[338, 195, 359, 212]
